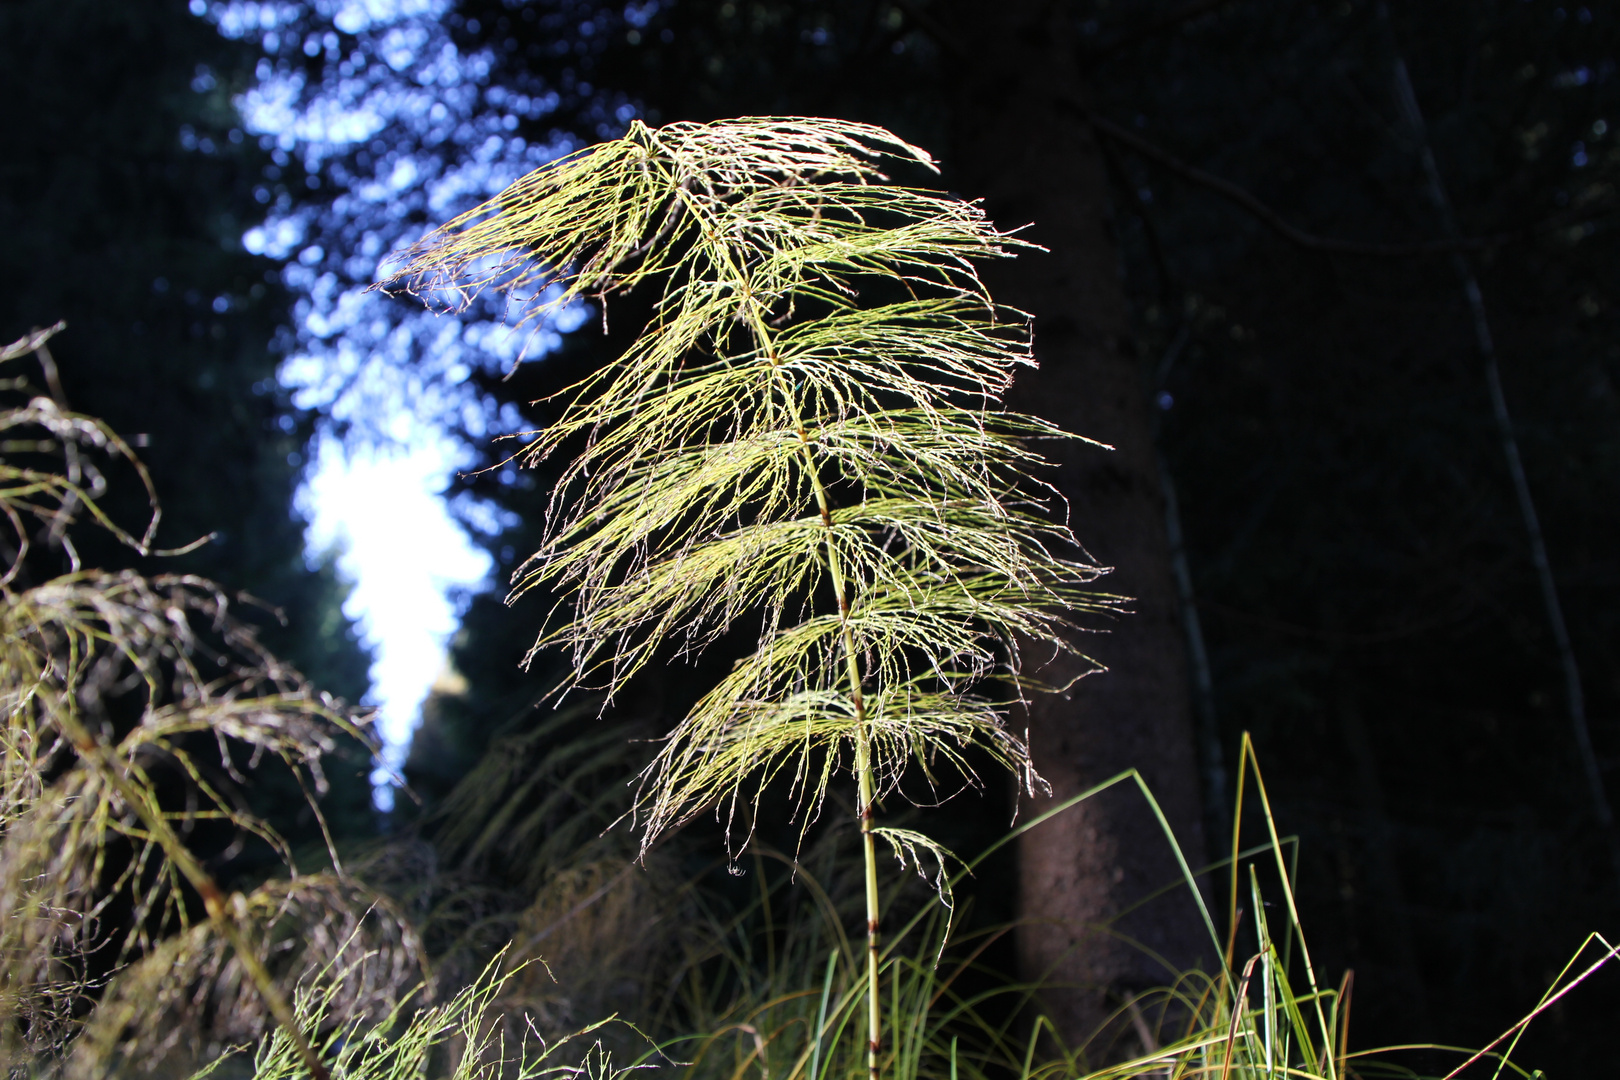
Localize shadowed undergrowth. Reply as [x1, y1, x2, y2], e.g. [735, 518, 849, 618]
[178, 732, 1610, 1080]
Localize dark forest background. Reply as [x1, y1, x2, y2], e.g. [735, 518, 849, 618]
[4, 0, 1618, 1074]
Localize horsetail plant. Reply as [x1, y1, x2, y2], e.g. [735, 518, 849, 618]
[387, 117, 1122, 1080]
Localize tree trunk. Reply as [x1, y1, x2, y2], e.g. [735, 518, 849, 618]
[940, 0, 1212, 1051]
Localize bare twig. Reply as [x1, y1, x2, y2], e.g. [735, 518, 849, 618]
[1377, 4, 1620, 884]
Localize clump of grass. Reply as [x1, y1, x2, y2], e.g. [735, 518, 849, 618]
[626, 734, 1608, 1080]
[365, 696, 675, 1035]
[72, 875, 425, 1077]
[170, 731, 1608, 1080]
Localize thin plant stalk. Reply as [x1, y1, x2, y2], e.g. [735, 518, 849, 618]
[738, 273, 885, 1080]
[1376, 4, 1620, 881]
[850, 717, 881, 1080]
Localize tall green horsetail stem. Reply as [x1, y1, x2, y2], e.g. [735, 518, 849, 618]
[387, 117, 1116, 1079]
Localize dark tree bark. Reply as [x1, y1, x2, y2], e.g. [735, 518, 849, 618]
[939, 0, 1212, 1049]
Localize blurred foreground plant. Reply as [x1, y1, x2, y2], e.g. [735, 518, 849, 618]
[387, 115, 1122, 1080]
[190, 949, 641, 1080]
[0, 324, 400, 1079]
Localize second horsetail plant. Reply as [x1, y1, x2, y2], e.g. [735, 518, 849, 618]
[388, 117, 1120, 1080]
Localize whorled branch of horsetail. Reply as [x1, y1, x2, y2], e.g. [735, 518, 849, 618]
[0, 326, 336, 1075]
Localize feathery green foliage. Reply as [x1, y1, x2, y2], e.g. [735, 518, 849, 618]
[0, 325, 388, 1078]
[389, 115, 1122, 1080]
[390, 116, 1119, 844]
[380, 114, 1608, 1080]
